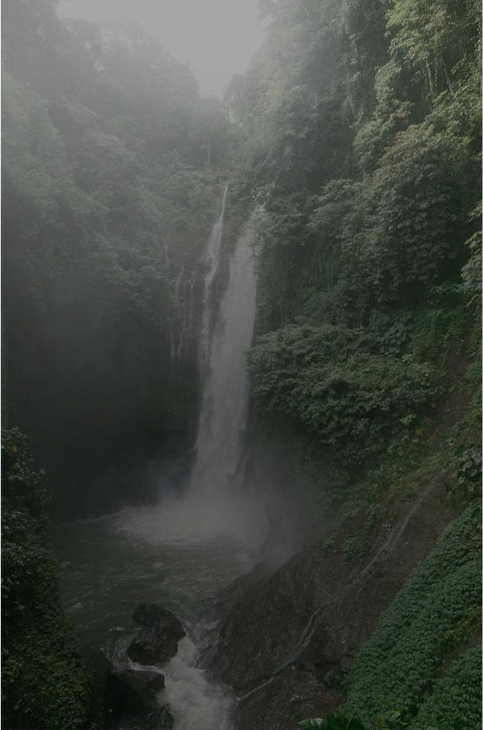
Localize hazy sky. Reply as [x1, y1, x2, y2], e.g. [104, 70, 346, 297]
[58, 1, 266, 97]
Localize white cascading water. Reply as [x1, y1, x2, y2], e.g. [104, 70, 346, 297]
[127, 192, 267, 546]
[107, 194, 267, 730]
[193, 221, 257, 495]
[56, 195, 270, 730]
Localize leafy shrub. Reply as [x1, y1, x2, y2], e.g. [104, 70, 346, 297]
[446, 444, 482, 503]
[249, 324, 438, 464]
[300, 710, 408, 729]
[300, 711, 365, 729]
[344, 504, 481, 722]
[2, 427, 90, 730]
[413, 647, 482, 730]
[2, 427, 49, 622]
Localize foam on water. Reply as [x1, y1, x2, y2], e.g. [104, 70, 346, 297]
[162, 638, 237, 730]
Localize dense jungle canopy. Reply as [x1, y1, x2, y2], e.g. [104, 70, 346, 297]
[1, 0, 481, 729]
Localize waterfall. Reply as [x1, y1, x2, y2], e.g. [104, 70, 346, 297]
[191, 223, 257, 497]
[151, 192, 267, 546]
[105, 195, 267, 729]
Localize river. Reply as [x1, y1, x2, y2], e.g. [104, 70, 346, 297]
[53, 202, 267, 729]
[54, 504, 259, 729]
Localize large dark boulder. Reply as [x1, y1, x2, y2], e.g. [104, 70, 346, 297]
[146, 707, 174, 729]
[127, 604, 185, 666]
[109, 669, 161, 714]
[132, 603, 185, 636]
[142, 671, 166, 693]
[107, 668, 173, 730]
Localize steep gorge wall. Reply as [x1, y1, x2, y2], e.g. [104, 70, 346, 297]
[211, 1, 482, 725]
[2, 1, 232, 517]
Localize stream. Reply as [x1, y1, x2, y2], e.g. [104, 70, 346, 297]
[53, 505, 259, 729]
[53, 199, 267, 729]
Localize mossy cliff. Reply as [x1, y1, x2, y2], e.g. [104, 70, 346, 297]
[207, 1, 481, 725]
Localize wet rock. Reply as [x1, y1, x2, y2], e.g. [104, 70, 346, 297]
[80, 640, 113, 729]
[108, 668, 162, 714]
[127, 630, 179, 665]
[127, 603, 185, 666]
[132, 604, 184, 634]
[141, 670, 166, 693]
[146, 707, 174, 729]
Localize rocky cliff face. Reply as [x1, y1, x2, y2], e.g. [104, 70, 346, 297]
[207, 471, 457, 729]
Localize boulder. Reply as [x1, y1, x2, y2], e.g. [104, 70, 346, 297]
[127, 603, 185, 666]
[146, 707, 174, 729]
[142, 671, 166, 693]
[80, 640, 113, 729]
[132, 603, 185, 638]
[108, 668, 164, 715]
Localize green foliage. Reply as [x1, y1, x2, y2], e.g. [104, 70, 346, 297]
[0, 317, 8, 428]
[341, 532, 373, 564]
[249, 324, 438, 465]
[300, 712, 365, 729]
[2, 427, 90, 730]
[344, 504, 482, 723]
[440, 604, 482, 655]
[386, 0, 481, 100]
[348, 125, 466, 308]
[300, 710, 410, 730]
[446, 444, 482, 503]
[460, 203, 482, 309]
[413, 646, 482, 730]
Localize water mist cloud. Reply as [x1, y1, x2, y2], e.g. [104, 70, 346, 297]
[59, 0, 266, 96]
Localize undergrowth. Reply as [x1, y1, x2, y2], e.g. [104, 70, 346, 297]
[343, 502, 481, 724]
[1, 427, 90, 730]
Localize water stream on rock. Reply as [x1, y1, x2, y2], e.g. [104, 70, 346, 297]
[54, 197, 267, 729]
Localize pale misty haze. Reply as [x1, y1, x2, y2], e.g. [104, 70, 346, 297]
[59, 0, 266, 96]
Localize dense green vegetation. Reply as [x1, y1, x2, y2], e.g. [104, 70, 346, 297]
[2, 427, 90, 730]
[223, 0, 481, 472]
[2, 0, 232, 515]
[344, 502, 481, 726]
[226, 1, 481, 728]
[2, 0, 481, 728]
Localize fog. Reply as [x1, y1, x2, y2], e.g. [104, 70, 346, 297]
[59, 0, 266, 96]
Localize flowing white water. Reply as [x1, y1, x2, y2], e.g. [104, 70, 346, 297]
[193, 225, 257, 496]
[54, 516, 248, 730]
[162, 638, 237, 730]
[55, 200, 269, 730]
[147, 205, 268, 547]
[131, 211, 269, 726]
